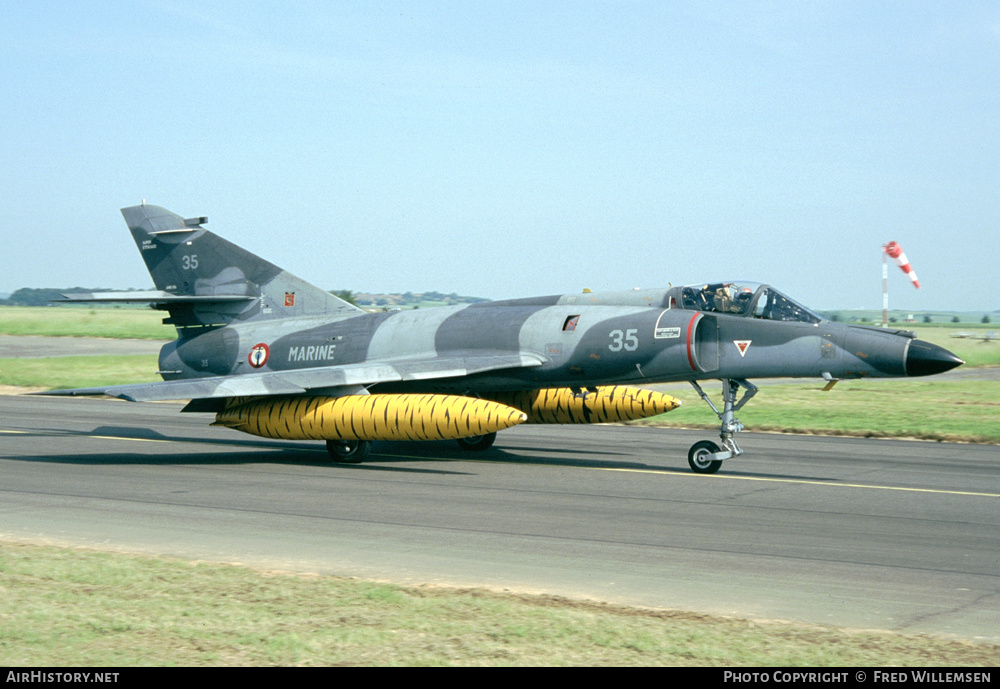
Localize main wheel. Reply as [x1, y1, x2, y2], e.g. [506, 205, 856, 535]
[326, 439, 371, 463]
[688, 440, 723, 474]
[456, 432, 497, 451]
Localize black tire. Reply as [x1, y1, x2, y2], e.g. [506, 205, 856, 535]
[456, 432, 497, 451]
[326, 439, 371, 463]
[688, 440, 723, 474]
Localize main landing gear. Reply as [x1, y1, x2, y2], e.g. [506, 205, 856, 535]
[325, 433, 497, 463]
[687, 378, 758, 474]
[455, 432, 497, 451]
[326, 439, 371, 463]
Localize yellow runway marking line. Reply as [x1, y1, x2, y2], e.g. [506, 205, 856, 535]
[89, 435, 169, 444]
[375, 452, 1000, 498]
[1, 429, 168, 443]
[596, 466, 1000, 498]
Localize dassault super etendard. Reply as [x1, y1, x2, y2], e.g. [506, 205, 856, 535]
[44, 204, 964, 473]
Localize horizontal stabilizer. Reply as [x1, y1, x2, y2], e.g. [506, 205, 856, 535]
[58, 290, 256, 304]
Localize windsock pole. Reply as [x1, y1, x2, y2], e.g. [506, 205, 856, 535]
[882, 248, 889, 327]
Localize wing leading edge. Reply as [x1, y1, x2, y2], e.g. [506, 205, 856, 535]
[35, 352, 547, 402]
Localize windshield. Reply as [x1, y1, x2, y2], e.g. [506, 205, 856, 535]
[680, 282, 822, 324]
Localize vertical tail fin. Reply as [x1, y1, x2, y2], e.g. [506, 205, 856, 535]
[122, 204, 362, 330]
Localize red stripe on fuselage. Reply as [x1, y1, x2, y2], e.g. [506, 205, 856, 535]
[686, 313, 699, 371]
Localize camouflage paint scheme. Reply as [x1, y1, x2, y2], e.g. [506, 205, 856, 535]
[47, 205, 963, 473]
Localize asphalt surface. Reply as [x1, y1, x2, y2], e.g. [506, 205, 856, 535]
[1, 394, 997, 641]
[0, 335, 168, 358]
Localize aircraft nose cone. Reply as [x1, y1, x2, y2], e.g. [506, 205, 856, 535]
[906, 340, 964, 377]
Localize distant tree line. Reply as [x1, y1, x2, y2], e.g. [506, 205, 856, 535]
[5, 288, 993, 321]
[1, 287, 488, 308]
[340, 290, 490, 308]
[330, 290, 358, 306]
[0, 287, 98, 306]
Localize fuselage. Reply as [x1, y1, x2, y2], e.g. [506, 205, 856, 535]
[157, 283, 960, 393]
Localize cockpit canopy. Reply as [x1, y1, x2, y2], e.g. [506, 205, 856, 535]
[677, 282, 822, 324]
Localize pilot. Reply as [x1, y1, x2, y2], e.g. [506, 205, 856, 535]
[734, 290, 753, 314]
[713, 286, 731, 313]
[713, 284, 744, 314]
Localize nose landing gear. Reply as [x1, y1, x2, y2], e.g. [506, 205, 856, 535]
[687, 378, 758, 474]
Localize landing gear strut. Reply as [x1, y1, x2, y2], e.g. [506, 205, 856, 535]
[687, 378, 758, 474]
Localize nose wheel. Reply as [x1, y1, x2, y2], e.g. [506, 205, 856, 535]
[687, 378, 758, 474]
[688, 440, 723, 474]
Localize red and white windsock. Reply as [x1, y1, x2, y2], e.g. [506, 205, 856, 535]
[883, 241, 920, 289]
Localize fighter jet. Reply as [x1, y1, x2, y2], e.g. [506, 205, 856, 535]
[43, 205, 964, 473]
[952, 331, 998, 341]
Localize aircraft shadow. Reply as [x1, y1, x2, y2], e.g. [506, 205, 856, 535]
[3, 425, 829, 481]
[372, 442, 823, 480]
[1, 426, 473, 476]
[375, 440, 689, 473]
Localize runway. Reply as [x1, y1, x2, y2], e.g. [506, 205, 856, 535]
[0, 334, 167, 358]
[1, 394, 997, 641]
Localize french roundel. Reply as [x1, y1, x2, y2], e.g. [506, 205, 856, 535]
[248, 343, 270, 368]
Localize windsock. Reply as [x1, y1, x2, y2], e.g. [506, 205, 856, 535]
[883, 241, 920, 289]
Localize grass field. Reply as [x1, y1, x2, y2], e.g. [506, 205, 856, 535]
[2, 310, 998, 442]
[2, 306, 999, 360]
[1, 542, 995, 666]
[0, 355, 160, 389]
[640, 378, 1000, 444]
[898, 325, 1000, 368]
[0, 306, 174, 339]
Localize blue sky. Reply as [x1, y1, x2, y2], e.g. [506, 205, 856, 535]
[3, 1, 998, 312]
